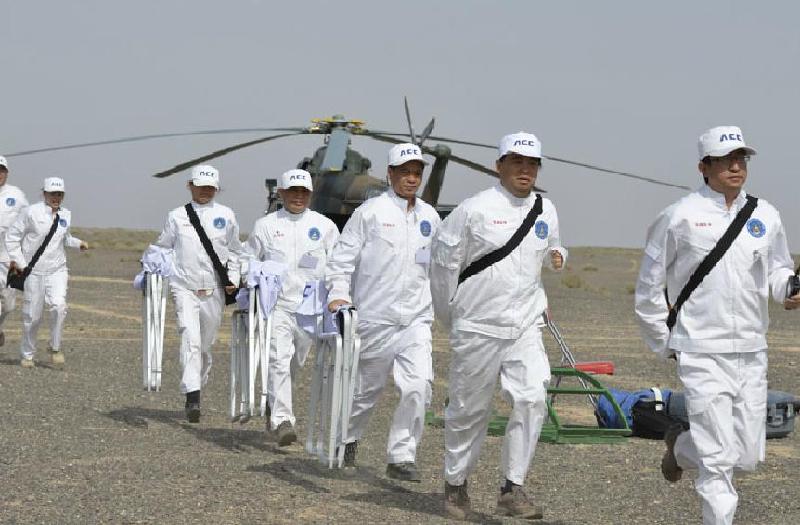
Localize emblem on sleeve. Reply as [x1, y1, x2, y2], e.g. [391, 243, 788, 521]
[5, 197, 15, 207]
[420, 220, 432, 237]
[58, 218, 68, 227]
[308, 227, 321, 241]
[746, 218, 765, 238]
[534, 221, 549, 239]
[213, 217, 226, 229]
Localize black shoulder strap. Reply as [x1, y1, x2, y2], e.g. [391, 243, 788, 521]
[184, 203, 233, 288]
[23, 213, 60, 276]
[458, 194, 543, 285]
[666, 195, 758, 329]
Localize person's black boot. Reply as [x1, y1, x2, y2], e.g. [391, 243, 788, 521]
[185, 390, 201, 423]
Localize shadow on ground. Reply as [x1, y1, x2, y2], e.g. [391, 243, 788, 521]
[104, 406, 280, 453]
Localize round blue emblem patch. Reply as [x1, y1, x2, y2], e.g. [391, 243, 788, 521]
[5, 197, 15, 207]
[746, 218, 765, 238]
[534, 221, 548, 239]
[420, 220, 432, 237]
[58, 218, 67, 227]
[308, 227, 321, 241]
[213, 217, 226, 229]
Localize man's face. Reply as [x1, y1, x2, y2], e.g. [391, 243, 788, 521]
[0, 168, 7, 187]
[496, 153, 541, 197]
[189, 183, 217, 204]
[699, 148, 749, 195]
[278, 186, 311, 214]
[44, 191, 64, 210]
[388, 160, 424, 200]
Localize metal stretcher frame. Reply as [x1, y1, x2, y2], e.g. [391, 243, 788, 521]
[306, 307, 361, 468]
[229, 287, 271, 423]
[142, 272, 167, 392]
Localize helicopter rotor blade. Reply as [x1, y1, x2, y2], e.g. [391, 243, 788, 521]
[442, 152, 498, 178]
[541, 155, 690, 190]
[418, 118, 435, 147]
[5, 128, 306, 158]
[370, 132, 689, 190]
[319, 128, 350, 172]
[403, 96, 416, 145]
[153, 132, 303, 178]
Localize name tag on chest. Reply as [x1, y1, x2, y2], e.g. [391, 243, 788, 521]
[299, 253, 318, 269]
[415, 247, 431, 264]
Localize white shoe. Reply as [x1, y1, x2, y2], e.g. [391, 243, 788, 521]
[20, 357, 34, 368]
[49, 348, 65, 365]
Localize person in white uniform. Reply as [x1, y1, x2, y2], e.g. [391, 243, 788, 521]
[154, 165, 242, 422]
[635, 126, 800, 525]
[6, 177, 87, 367]
[326, 143, 441, 482]
[245, 168, 338, 446]
[0, 156, 29, 346]
[430, 132, 567, 520]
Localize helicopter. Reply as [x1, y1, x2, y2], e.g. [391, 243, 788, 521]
[5, 99, 689, 230]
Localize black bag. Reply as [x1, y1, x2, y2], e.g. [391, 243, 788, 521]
[458, 194, 543, 285]
[183, 204, 238, 305]
[632, 399, 686, 440]
[6, 213, 60, 291]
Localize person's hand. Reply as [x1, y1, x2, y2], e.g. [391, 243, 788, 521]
[784, 293, 800, 310]
[80, 242, 89, 251]
[225, 285, 237, 294]
[328, 299, 350, 313]
[550, 250, 563, 270]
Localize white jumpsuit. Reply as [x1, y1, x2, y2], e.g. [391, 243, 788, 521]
[430, 184, 567, 486]
[5, 202, 83, 359]
[326, 189, 441, 464]
[635, 185, 794, 525]
[246, 208, 338, 428]
[0, 184, 28, 330]
[155, 201, 242, 394]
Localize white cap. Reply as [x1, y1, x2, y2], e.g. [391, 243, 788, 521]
[387, 143, 429, 167]
[498, 132, 542, 159]
[698, 126, 757, 160]
[279, 169, 313, 191]
[190, 164, 220, 188]
[0, 156, 7, 169]
[43, 177, 65, 192]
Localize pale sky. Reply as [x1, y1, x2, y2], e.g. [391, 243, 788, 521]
[3, 1, 800, 249]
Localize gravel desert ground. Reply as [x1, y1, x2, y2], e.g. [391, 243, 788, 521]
[0, 229, 797, 524]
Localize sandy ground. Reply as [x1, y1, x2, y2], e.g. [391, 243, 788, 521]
[0, 230, 798, 524]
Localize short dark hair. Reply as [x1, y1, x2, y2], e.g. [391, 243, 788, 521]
[498, 154, 542, 166]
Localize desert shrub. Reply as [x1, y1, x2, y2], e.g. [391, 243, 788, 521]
[561, 274, 582, 289]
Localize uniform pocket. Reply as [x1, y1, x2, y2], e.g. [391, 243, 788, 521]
[742, 246, 768, 291]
